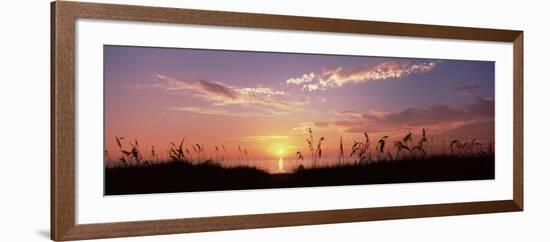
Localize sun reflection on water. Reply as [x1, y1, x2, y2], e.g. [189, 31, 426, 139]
[278, 157, 284, 172]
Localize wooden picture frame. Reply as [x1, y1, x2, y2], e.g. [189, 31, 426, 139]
[51, 1, 523, 241]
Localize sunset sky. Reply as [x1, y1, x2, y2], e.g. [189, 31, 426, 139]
[104, 45, 495, 161]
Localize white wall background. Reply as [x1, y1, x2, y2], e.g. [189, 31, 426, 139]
[0, 0, 548, 241]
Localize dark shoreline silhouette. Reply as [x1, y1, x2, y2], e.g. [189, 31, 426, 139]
[105, 154, 494, 195]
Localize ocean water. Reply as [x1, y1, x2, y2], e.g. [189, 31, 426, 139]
[218, 157, 343, 174]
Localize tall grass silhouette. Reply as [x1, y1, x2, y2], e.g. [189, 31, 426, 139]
[338, 136, 344, 164]
[107, 127, 493, 169]
[168, 138, 186, 162]
[105, 127, 495, 195]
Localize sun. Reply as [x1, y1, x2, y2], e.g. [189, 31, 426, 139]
[277, 148, 285, 156]
[269, 143, 288, 158]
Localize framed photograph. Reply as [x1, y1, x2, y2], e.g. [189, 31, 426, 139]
[51, 1, 523, 241]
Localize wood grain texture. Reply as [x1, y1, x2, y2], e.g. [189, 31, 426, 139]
[59, 200, 520, 241]
[51, 1, 77, 240]
[57, 1, 522, 41]
[513, 33, 524, 210]
[51, 1, 524, 241]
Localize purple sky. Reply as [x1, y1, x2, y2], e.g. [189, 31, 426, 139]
[104, 45, 495, 160]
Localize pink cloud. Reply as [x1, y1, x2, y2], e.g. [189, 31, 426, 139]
[286, 60, 440, 91]
[156, 74, 238, 101]
[456, 84, 482, 96]
[155, 74, 307, 116]
[337, 110, 365, 118]
[331, 98, 494, 141]
[313, 121, 330, 128]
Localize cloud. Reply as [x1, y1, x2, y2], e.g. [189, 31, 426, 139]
[440, 119, 494, 140]
[170, 105, 290, 117]
[169, 106, 241, 117]
[237, 87, 286, 96]
[337, 110, 363, 118]
[286, 60, 440, 91]
[156, 74, 238, 102]
[122, 83, 164, 89]
[303, 84, 320, 92]
[456, 84, 482, 95]
[220, 135, 289, 143]
[286, 72, 316, 85]
[313, 122, 330, 128]
[330, 98, 494, 140]
[155, 74, 306, 115]
[292, 122, 315, 134]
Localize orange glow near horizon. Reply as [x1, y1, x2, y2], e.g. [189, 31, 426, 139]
[104, 45, 495, 171]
